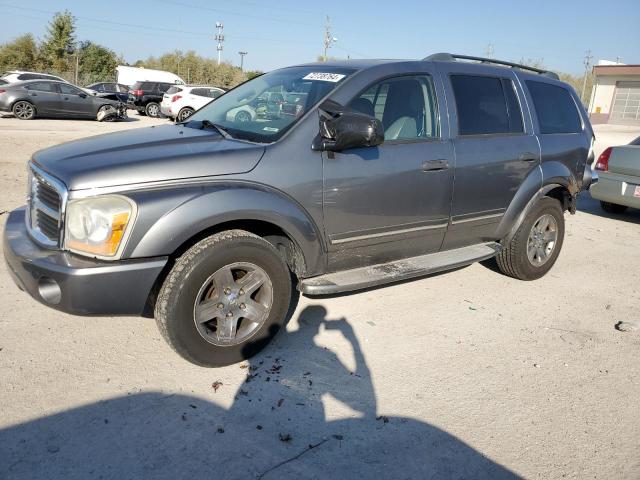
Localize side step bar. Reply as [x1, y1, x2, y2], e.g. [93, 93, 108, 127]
[298, 242, 501, 296]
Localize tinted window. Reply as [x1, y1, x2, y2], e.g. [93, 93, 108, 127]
[451, 75, 523, 135]
[59, 83, 84, 95]
[25, 82, 56, 92]
[157, 83, 173, 93]
[211, 89, 223, 98]
[166, 86, 182, 95]
[349, 75, 439, 140]
[117, 84, 129, 93]
[526, 81, 582, 134]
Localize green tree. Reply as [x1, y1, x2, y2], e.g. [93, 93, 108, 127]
[0, 34, 40, 73]
[78, 41, 118, 83]
[40, 10, 76, 72]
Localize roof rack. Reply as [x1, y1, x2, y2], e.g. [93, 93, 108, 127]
[423, 53, 560, 80]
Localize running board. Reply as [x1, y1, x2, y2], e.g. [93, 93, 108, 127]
[299, 242, 501, 295]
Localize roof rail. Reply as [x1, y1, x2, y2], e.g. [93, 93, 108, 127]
[423, 53, 560, 80]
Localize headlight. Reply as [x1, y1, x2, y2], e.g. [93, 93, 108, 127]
[64, 195, 136, 259]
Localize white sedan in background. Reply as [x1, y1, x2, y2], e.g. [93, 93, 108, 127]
[161, 85, 225, 121]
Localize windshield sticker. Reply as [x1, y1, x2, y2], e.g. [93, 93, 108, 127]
[263, 127, 280, 132]
[302, 72, 346, 82]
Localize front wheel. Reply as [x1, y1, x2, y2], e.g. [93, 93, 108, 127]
[600, 201, 628, 214]
[155, 230, 297, 367]
[177, 107, 195, 122]
[145, 102, 160, 117]
[496, 197, 565, 281]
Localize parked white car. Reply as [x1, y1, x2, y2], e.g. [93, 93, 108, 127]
[0, 70, 67, 84]
[160, 85, 225, 121]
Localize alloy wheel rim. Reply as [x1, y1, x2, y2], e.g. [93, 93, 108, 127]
[15, 102, 33, 119]
[179, 109, 193, 121]
[527, 213, 558, 266]
[193, 262, 273, 346]
[148, 104, 159, 116]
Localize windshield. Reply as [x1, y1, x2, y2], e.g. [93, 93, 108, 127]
[185, 66, 355, 143]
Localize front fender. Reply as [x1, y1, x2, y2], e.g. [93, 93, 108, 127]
[122, 183, 325, 276]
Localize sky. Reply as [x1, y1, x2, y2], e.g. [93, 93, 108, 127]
[0, 0, 638, 75]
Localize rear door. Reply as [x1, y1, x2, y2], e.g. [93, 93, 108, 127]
[322, 70, 454, 271]
[23, 82, 61, 114]
[438, 64, 540, 249]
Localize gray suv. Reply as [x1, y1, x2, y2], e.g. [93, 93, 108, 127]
[3, 53, 597, 366]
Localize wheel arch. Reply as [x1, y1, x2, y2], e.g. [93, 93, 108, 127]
[11, 98, 37, 116]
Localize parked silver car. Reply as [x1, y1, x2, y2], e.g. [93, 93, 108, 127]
[0, 80, 119, 120]
[590, 136, 640, 213]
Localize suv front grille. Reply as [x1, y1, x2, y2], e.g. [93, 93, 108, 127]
[26, 165, 67, 248]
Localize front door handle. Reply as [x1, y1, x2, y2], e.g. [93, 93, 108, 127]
[519, 152, 538, 162]
[422, 159, 449, 172]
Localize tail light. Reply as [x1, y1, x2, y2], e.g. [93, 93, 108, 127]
[0, 89, 5, 94]
[171, 95, 182, 102]
[595, 147, 612, 172]
[131, 89, 144, 96]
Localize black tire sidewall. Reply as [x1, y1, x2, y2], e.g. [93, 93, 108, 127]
[13, 101, 35, 120]
[160, 235, 293, 367]
[514, 197, 565, 280]
[178, 108, 194, 122]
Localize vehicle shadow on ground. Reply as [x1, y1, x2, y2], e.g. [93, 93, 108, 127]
[0, 305, 520, 480]
[577, 191, 640, 225]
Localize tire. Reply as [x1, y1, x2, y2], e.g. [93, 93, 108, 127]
[600, 201, 628, 214]
[235, 110, 252, 123]
[145, 102, 160, 117]
[155, 230, 298, 367]
[97, 105, 114, 122]
[137, 109, 146, 116]
[496, 197, 565, 281]
[177, 107, 195, 122]
[12, 101, 35, 120]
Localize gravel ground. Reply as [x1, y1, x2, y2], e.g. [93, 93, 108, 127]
[0, 115, 639, 480]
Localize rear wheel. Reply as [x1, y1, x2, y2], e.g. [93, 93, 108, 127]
[155, 230, 297, 367]
[600, 201, 628, 214]
[235, 110, 251, 123]
[13, 101, 35, 120]
[496, 197, 565, 280]
[145, 102, 160, 117]
[177, 107, 195, 122]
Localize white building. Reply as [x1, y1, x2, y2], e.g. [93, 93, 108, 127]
[588, 61, 640, 125]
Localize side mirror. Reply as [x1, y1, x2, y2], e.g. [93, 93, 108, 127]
[316, 109, 384, 152]
[79, 92, 87, 98]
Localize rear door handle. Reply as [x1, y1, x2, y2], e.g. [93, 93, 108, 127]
[422, 159, 449, 172]
[519, 153, 538, 163]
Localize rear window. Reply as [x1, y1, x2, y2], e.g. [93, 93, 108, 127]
[526, 81, 582, 134]
[166, 86, 182, 94]
[451, 75, 524, 135]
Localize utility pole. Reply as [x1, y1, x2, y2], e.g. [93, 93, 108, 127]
[581, 49, 593, 102]
[322, 16, 337, 61]
[238, 51, 247, 71]
[485, 43, 494, 59]
[215, 22, 224, 65]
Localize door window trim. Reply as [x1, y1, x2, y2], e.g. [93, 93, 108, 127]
[347, 72, 442, 145]
[448, 72, 528, 139]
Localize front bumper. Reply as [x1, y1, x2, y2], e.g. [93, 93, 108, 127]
[3, 207, 167, 316]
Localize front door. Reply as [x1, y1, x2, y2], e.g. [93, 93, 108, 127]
[438, 67, 541, 249]
[58, 83, 95, 116]
[323, 73, 453, 271]
[24, 82, 62, 115]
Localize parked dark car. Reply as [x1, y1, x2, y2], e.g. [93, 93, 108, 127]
[0, 80, 120, 120]
[127, 81, 176, 117]
[4, 54, 597, 367]
[85, 82, 130, 103]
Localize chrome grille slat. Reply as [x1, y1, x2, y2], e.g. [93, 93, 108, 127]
[26, 164, 67, 248]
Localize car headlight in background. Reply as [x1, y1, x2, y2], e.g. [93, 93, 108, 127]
[64, 195, 136, 258]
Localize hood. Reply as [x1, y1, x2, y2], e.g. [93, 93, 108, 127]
[32, 124, 265, 191]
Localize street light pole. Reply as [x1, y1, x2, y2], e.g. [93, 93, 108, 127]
[238, 51, 247, 71]
[215, 22, 224, 66]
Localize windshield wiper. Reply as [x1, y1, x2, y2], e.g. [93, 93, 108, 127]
[200, 119, 232, 139]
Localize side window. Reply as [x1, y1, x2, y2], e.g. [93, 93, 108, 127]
[191, 88, 206, 97]
[348, 75, 439, 141]
[25, 82, 56, 92]
[117, 84, 129, 93]
[526, 81, 582, 134]
[59, 83, 83, 95]
[210, 89, 223, 98]
[451, 75, 523, 135]
[157, 83, 172, 93]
